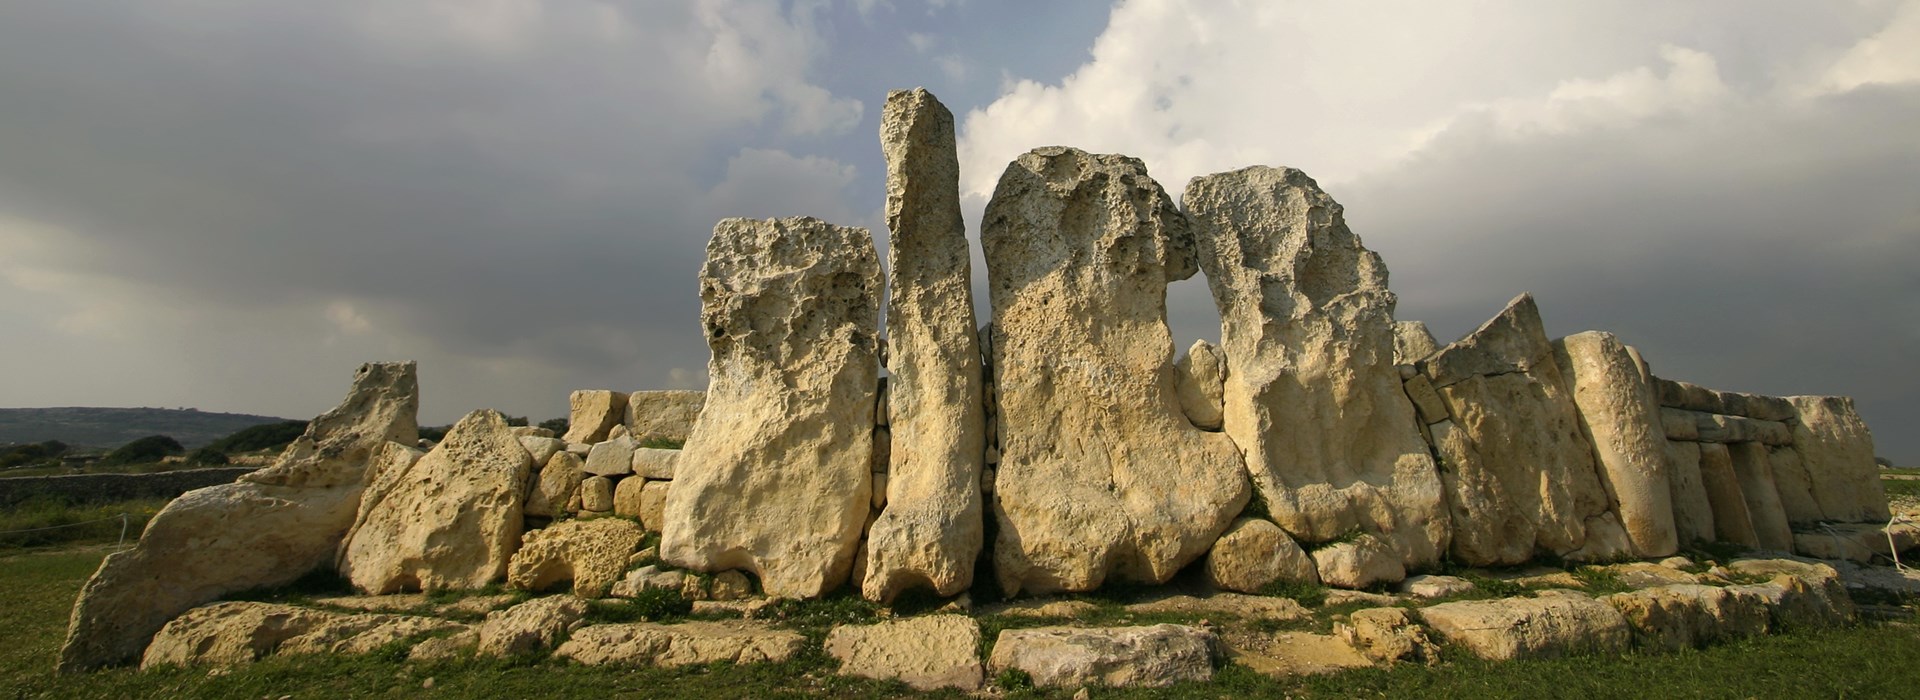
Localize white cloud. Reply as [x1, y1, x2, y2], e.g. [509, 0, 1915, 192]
[907, 32, 935, 53]
[936, 54, 969, 83]
[1816, 0, 1920, 93]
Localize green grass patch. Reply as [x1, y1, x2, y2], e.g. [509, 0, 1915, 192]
[1572, 566, 1633, 596]
[1881, 477, 1920, 498]
[636, 438, 685, 450]
[1258, 578, 1328, 608]
[0, 496, 170, 550]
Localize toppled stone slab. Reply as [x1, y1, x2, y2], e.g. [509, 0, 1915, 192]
[554, 621, 807, 667]
[625, 390, 704, 445]
[1606, 562, 1700, 589]
[1335, 607, 1438, 666]
[1311, 534, 1406, 590]
[1418, 590, 1631, 661]
[1122, 593, 1310, 623]
[1187, 166, 1446, 571]
[140, 601, 463, 669]
[825, 614, 984, 691]
[342, 409, 533, 594]
[661, 216, 880, 599]
[60, 362, 419, 672]
[979, 598, 1101, 620]
[1725, 559, 1855, 629]
[309, 593, 514, 618]
[476, 595, 589, 657]
[562, 390, 628, 444]
[507, 518, 646, 598]
[983, 147, 1247, 596]
[1603, 584, 1768, 652]
[1205, 517, 1318, 593]
[1400, 575, 1475, 599]
[1227, 631, 1373, 678]
[988, 624, 1217, 688]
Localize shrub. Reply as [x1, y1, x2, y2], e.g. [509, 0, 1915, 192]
[538, 418, 569, 435]
[203, 421, 308, 454]
[98, 435, 184, 466]
[185, 447, 229, 466]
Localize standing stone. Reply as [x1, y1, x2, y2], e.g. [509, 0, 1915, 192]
[1788, 396, 1889, 522]
[625, 390, 705, 445]
[1663, 441, 1716, 544]
[1185, 166, 1446, 570]
[525, 451, 583, 519]
[1174, 340, 1227, 431]
[660, 217, 880, 599]
[863, 89, 986, 603]
[1766, 446, 1823, 525]
[1696, 444, 1759, 548]
[58, 362, 418, 672]
[339, 409, 533, 593]
[1419, 295, 1619, 565]
[1728, 443, 1794, 551]
[1553, 332, 1678, 558]
[982, 147, 1248, 596]
[1204, 517, 1319, 593]
[1393, 321, 1441, 365]
[562, 390, 628, 444]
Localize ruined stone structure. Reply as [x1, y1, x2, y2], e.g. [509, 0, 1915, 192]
[56, 89, 1907, 685]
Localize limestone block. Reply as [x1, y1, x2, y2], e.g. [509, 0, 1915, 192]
[631, 448, 678, 480]
[1400, 575, 1475, 599]
[863, 88, 989, 604]
[1654, 379, 1722, 413]
[1602, 584, 1769, 652]
[612, 475, 646, 518]
[554, 622, 807, 667]
[1186, 165, 1442, 571]
[519, 437, 564, 468]
[982, 148, 1247, 596]
[1311, 534, 1407, 589]
[1420, 295, 1616, 566]
[1695, 413, 1792, 445]
[1663, 440, 1716, 545]
[511, 426, 555, 439]
[1788, 395, 1889, 523]
[1727, 443, 1794, 551]
[579, 476, 613, 513]
[562, 390, 628, 444]
[507, 518, 646, 598]
[339, 409, 531, 594]
[825, 614, 984, 691]
[525, 451, 583, 519]
[57, 362, 421, 673]
[1392, 320, 1441, 365]
[1204, 517, 1319, 593]
[1553, 331, 1677, 558]
[1229, 632, 1374, 678]
[1122, 593, 1310, 622]
[874, 376, 889, 427]
[660, 217, 879, 599]
[584, 436, 635, 477]
[1335, 607, 1438, 665]
[1767, 445, 1822, 525]
[1418, 591, 1630, 661]
[1659, 407, 1699, 441]
[1402, 374, 1449, 425]
[625, 390, 705, 444]
[1175, 339, 1227, 430]
[1696, 444, 1759, 548]
[476, 595, 589, 657]
[710, 570, 753, 601]
[1726, 558, 1855, 628]
[637, 480, 670, 532]
[140, 601, 462, 668]
[987, 625, 1216, 688]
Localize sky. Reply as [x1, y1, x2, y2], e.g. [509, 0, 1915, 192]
[0, 1, 1914, 461]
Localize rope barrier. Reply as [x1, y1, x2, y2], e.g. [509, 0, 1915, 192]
[0, 512, 136, 547]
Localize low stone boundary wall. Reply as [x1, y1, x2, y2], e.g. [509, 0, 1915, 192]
[0, 467, 255, 508]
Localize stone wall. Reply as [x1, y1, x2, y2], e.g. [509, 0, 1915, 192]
[0, 467, 255, 508]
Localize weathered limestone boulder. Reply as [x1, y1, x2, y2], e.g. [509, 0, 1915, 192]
[1393, 321, 1440, 365]
[1606, 561, 1700, 589]
[555, 621, 807, 667]
[825, 614, 984, 691]
[1725, 559, 1855, 628]
[579, 475, 614, 513]
[1185, 166, 1446, 569]
[476, 595, 590, 657]
[1788, 395, 1889, 522]
[660, 216, 880, 599]
[1420, 295, 1619, 565]
[1228, 632, 1374, 678]
[1602, 584, 1769, 652]
[1696, 444, 1760, 548]
[1792, 521, 1920, 562]
[525, 451, 583, 519]
[612, 476, 646, 518]
[862, 87, 987, 604]
[1728, 443, 1795, 551]
[519, 436, 564, 468]
[1122, 593, 1310, 623]
[562, 390, 628, 444]
[1663, 441, 1717, 544]
[1310, 534, 1407, 590]
[1335, 607, 1438, 665]
[631, 448, 678, 480]
[1418, 590, 1630, 661]
[982, 147, 1248, 596]
[988, 624, 1217, 688]
[140, 601, 462, 669]
[59, 362, 419, 672]
[584, 436, 635, 477]
[339, 409, 533, 593]
[1553, 332, 1677, 558]
[507, 518, 646, 598]
[636, 480, 670, 531]
[1400, 575, 1475, 599]
[1204, 517, 1318, 593]
[1175, 340, 1227, 431]
[625, 390, 705, 444]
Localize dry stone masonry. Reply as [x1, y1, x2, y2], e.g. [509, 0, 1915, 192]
[56, 88, 1909, 688]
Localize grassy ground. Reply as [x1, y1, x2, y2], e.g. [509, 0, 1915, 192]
[4, 547, 1919, 698]
[0, 497, 169, 550]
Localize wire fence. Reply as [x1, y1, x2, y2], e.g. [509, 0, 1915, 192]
[0, 512, 136, 548]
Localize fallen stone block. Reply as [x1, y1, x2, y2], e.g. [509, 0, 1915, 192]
[988, 624, 1216, 689]
[1418, 590, 1631, 661]
[825, 614, 983, 691]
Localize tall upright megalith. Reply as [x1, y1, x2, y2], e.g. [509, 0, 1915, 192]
[1184, 166, 1447, 570]
[982, 147, 1248, 597]
[1553, 331, 1679, 558]
[661, 216, 881, 599]
[861, 89, 987, 602]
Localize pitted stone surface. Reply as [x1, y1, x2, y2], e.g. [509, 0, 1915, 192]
[1175, 339, 1227, 431]
[1553, 331, 1677, 558]
[562, 390, 628, 444]
[661, 216, 880, 598]
[1186, 165, 1446, 571]
[624, 390, 704, 444]
[988, 624, 1217, 688]
[982, 147, 1248, 596]
[825, 614, 984, 691]
[1788, 396, 1889, 523]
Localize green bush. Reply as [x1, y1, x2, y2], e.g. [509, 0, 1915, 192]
[0, 441, 68, 469]
[202, 421, 308, 454]
[185, 446, 229, 466]
[538, 418, 569, 435]
[98, 435, 183, 466]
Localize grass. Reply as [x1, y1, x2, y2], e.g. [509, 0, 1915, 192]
[1881, 477, 1920, 499]
[0, 496, 170, 550]
[7, 546, 1920, 698]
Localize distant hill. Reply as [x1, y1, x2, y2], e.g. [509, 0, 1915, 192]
[0, 407, 295, 449]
